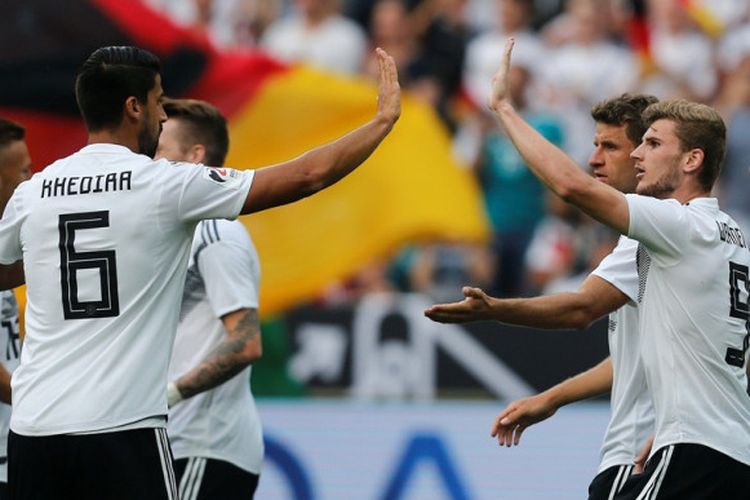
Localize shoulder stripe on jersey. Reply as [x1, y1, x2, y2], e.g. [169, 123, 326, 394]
[199, 223, 208, 246]
[201, 221, 214, 244]
[193, 240, 208, 263]
[211, 219, 220, 243]
[155, 428, 178, 500]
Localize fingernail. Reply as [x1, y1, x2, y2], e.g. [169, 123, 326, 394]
[500, 418, 509, 425]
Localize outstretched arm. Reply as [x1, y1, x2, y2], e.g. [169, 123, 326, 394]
[241, 48, 401, 214]
[168, 307, 261, 405]
[425, 274, 629, 330]
[491, 357, 613, 446]
[489, 39, 630, 235]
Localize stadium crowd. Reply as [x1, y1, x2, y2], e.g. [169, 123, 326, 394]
[143, 0, 750, 303]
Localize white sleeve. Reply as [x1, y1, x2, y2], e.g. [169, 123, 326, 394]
[591, 236, 639, 304]
[195, 221, 260, 318]
[160, 161, 254, 224]
[626, 194, 687, 266]
[0, 188, 26, 264]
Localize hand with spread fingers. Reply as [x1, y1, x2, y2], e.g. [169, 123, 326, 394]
[423, 286, 495, 323]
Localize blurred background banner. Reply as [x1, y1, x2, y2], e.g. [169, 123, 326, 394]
[0, 0, 489, 318]
[256, 400, 610, 500]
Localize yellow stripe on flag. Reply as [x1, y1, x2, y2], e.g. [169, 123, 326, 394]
[226, 66, 489, 317]
[681, 0, 724, 38]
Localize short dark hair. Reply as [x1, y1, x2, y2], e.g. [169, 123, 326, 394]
[591, 94, 659, 146]
[75, 46, 162, 132]
[642, 99, 727, 191]
[0, 119, 25, 148]
[162, 98, 229, 167]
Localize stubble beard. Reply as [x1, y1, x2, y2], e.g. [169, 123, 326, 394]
[635, 162, 681, 199]
[138, 121, 161, 159]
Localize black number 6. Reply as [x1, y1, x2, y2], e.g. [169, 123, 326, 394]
[59, 211, 120, 320]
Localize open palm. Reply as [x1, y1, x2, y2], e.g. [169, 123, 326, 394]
[488, 38, 515, 113]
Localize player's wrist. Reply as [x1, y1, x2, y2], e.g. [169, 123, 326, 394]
[541, 386, 565, 410]
[167, 381, 183, 407]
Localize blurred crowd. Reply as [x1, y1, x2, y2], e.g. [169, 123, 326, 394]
[146, 0, 750, 303]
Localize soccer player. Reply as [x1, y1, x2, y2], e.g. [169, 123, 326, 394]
[425, 93, 657, 499]
[154, 98, 264, 499]
[0, 119, 31, 500]
[490, 38, 750, 499]
[0, 45, 399, 499]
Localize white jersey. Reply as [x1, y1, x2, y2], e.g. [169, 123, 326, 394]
[591, 236, 654, 472]
[626, 195, 750, 465]
[0, 290, 20, 482]
[168, 219, 263, 474]
[0, 144, 253, 436]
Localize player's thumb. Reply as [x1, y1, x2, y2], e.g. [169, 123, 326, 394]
[463, 287, 484, 300]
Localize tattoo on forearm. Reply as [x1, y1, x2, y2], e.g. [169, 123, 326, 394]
[177, 309, 260, 399]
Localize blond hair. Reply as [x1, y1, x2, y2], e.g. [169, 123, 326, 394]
[642, 99, 726, 191]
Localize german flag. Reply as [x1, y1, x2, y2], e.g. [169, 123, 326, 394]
[1, 0, 488, 317]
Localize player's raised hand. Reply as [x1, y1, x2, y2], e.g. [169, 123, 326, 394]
[424, 286, 494, 323]
[488, 38, 515, 114]
[490, 393, 558, 447]
[374, 48, 401, 126]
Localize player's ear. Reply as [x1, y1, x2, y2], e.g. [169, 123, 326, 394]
[123, 96, 142, 123]
[187, 144, 207, 164]
[683, 148, 704, 175]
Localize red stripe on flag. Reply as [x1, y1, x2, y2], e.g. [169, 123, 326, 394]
[92, 0, 213, 55]
[92, 0, 290, 118]
[188, 52, 289, 119]
[0, 109, 86, 173]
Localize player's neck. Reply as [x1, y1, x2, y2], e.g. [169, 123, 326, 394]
[669, 182, 712, 205]
[87, 129, 139, 154]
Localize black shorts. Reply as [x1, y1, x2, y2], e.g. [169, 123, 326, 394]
[615, 443, 750, 499]
[174, 457, 259, 500]
[8, 427, 178, 500]
[588, 464, 634, 500]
